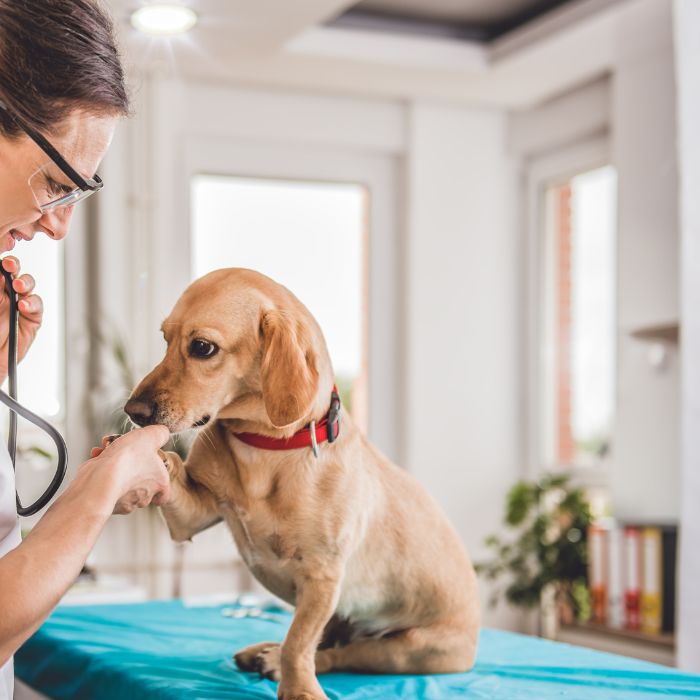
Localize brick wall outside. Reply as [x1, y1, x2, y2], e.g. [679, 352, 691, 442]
[556, 184, 574, 464]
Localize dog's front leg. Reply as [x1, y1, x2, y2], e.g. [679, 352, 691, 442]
[277, 570, 341, 700]
[159, 450, 221, 542]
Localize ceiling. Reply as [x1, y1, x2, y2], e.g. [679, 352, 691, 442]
[333, 0, 578, 41]
[356, 0, 561, 23]
[109, 0, 625, 109]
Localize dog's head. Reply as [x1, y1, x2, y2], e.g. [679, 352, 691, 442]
[125, 268, 333, 435]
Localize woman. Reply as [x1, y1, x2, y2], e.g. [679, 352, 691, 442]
[0, 1, 171, 696]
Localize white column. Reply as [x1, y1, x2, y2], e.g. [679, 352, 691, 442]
[610, 0, 680, 523]
[673, 0, 700, 673]
[404, 103, 521, 630]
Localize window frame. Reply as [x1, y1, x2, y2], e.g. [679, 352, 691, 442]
[9, 203, 88, 528]
[189, 173, 370, 433]
[524, 136, 613, 489]
[150, 135, 402, 463]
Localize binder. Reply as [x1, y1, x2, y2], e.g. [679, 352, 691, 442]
[661, 526, 677, 633]
[607, 525, 624, 628]
[641, 527, 662, 634]
[588, 523, 607, 623]
[623, 527, 641, 630]
[585, 522, 677, 635]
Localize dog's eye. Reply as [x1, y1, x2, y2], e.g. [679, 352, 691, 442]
[189, 339, 219, 359]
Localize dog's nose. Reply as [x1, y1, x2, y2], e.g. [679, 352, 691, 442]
[125, 396, 158, 427]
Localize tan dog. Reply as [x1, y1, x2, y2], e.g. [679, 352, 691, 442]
[125, 268, 479, 700]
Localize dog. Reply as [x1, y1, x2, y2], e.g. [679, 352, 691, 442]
[125, 268, 480, 700]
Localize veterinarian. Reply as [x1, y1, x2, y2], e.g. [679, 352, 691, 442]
[0, 2, 170, 697]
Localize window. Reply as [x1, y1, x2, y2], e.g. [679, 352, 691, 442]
[5, 235, 65, 508]
[541, 165, 617, 469]
[191, 175, 368, 428]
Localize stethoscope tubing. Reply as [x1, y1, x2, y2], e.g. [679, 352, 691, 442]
[0, 263, 67, 516]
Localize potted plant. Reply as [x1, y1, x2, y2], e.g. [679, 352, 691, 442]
[476, 473, 593, 635]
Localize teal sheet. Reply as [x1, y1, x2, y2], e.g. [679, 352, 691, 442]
[16, 600, 700, 699]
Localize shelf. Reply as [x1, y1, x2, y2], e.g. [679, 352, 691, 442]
[630, 322, 679, 344]
[561, 621, 675, 648]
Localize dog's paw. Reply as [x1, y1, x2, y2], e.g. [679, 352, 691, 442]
[158, 451, 187, 486]
[278, 677, 328, 700]
[233, 641, 280, 677]
[158, 450, 173, 474]
[257, 644, 282, 682]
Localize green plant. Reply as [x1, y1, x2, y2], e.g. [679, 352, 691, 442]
[476, 473, 593, 621]
[333, 374, 355, 416]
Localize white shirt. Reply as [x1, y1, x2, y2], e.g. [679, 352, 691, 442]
[0, 443, 20, 700]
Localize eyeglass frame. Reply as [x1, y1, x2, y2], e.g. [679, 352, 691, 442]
[0, 98, 103, 211]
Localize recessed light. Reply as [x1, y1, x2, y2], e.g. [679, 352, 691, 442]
[131, 4, 198, 36]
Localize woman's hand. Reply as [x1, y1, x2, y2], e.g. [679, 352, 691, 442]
[0, 256, 43, 380]
[85, 426, 171, 514]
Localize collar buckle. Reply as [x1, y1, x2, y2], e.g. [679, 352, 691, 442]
[326, 389, 341, 443]
[309, 420, 320, 458]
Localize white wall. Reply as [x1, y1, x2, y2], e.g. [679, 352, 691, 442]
[506, 0, 682, 636]
[87, 80, 407, 599]
[610, 0, 680, 522]
[84, 80, 524, 629]
[89, 0, 685, 635]
[509, 2, 681, 527]
[511, 0, 681, 524]
[673, 0, 700, 673]
[405, 104, 521, 630]
[509, 78, 610, 158]
[145, 79, 404, 462]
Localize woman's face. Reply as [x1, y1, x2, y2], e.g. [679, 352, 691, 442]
[0, 109, 117, 253]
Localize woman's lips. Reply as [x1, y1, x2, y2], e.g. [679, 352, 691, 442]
[10, 229, 34, 242]
[1, 229, 35, 251]
[3, 234, 16, 251]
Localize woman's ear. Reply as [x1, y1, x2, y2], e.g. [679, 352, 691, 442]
[259, 309, 319, 428]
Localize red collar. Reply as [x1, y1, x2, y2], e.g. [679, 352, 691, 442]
[232, 387, 341, 456]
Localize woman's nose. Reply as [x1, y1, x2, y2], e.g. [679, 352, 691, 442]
[38, 205, 74, 240]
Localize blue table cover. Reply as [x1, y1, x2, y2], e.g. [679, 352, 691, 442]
[16, 600, 700, 699]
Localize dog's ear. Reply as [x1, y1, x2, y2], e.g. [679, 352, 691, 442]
[259, 309, 319, 428]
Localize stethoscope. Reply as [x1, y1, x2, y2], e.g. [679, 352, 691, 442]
[0, 263, 67, 516]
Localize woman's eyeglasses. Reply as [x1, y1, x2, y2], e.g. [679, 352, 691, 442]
[0, 99, 103, 212]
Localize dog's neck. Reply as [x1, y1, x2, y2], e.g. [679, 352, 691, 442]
[216, 382, 342, 473]
[217, 379, 337, 439]
[214, 418, 340, 506]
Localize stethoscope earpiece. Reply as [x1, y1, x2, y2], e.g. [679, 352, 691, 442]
[0, 262, 67, 516]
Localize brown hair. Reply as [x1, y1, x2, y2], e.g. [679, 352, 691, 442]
[0, 0, 129, 138]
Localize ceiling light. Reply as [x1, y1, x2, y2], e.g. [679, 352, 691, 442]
[131, 4, 198, 36]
